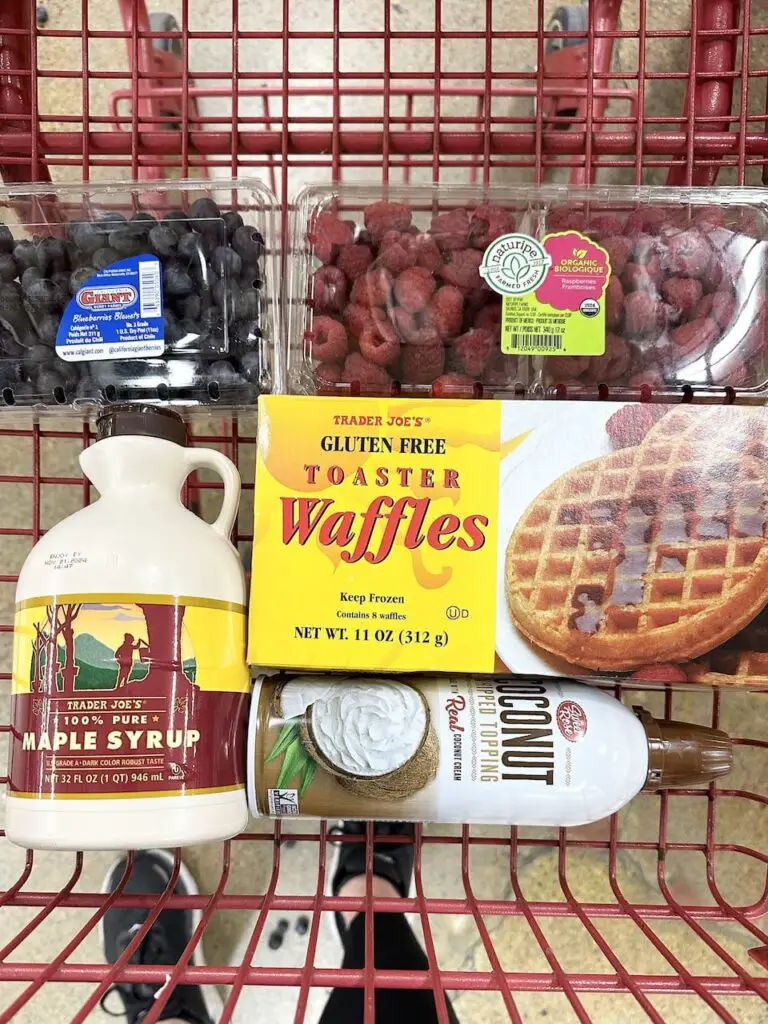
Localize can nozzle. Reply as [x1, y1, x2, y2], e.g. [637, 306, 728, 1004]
[634, 707, 733, 790]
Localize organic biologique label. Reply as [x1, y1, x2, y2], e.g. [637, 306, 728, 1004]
[479, 231, 609, 357]
[254, 676, 588, 823]
[10, 594, 249, 800]
[248, 396, 517, 672]
[56, 255, 164, 362]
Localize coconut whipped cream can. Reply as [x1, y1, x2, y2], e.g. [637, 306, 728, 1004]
[247, 675, 732, 826]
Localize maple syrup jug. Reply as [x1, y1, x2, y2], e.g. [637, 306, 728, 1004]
[6, 405, 250, 849]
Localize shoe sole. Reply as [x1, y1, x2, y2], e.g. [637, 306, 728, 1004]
[100, 848, 225, 1023]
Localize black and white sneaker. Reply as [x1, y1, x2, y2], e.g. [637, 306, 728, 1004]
[329, 821, 416, 936]
[100, 849, 221, 1024]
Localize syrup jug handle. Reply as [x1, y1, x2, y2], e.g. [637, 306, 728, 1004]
[182, 449, 241, 540]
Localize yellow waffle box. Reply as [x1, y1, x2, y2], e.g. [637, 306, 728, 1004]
[249, 397, 768, 689]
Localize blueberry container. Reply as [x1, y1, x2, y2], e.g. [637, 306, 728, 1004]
[0, 179, 278, 409]
[288, 183, 768, 402]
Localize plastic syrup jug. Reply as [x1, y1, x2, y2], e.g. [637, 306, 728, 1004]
[6, 405, 250, 849]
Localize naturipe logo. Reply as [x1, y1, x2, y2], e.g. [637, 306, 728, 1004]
[556, 700, 587, 742]
[480, 233, 551, 296]
[77, 284, 137, 311]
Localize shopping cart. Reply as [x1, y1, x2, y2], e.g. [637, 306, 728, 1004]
[0, 1, 766, 1021]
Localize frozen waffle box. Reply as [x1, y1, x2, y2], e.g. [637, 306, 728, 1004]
[287, 183, 768, 401]
[0, 179, 277, 409]
[248, 394, 768, 689]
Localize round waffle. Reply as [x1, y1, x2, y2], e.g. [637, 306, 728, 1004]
[505, 419, 768, 671]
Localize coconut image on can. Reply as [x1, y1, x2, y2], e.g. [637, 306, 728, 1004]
[259, 676, 438, 804]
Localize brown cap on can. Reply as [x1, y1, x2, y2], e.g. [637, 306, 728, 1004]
[635, 706, 733, 790]
[96, 404, 187, 447]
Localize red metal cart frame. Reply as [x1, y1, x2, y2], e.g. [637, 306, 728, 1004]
[0, 1, 767, 1021]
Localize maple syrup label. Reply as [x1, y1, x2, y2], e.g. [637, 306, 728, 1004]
[10, 594, 250, 800]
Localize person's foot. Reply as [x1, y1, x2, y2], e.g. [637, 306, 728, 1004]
[100, 849, 219, 1023]
[329, 821, 416, 934]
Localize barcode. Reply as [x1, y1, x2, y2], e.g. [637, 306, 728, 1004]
[139, 260, 162, 318]
[268, 787, 299, 816]
[510, 333, 563, 351]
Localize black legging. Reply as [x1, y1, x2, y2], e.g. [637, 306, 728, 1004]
[319, 912, 459, 1024]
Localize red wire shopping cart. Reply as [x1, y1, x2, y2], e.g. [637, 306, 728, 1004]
[0, 1, 766, 1022]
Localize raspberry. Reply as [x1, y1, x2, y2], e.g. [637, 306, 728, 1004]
[343, 303, 375, 339]
[546, 207, 584, 232]
[632, 233, 657, 264]
[605, 405, 669, 449]
[361, 267, 393, 307]
[602, 236, 632, 277]
[546, 356, 590, 382]
[378, 234, 417, 275]
[469, 204, 515, 248]
[710, 289, 735, 328]
[661, 277, 703, 314]
[605, 277, 623, 330]
[430, 208, 471, 251]
[630, 664, 689, 683]
[664, 229, 711, 278]
[581, 334, 631, 383]
[413, 234, 443, 274]
[359, 325, 400, 366]
[311, 266, 347, 314]
[586, 214, 623, 240]
[391, 307, 440, 346]
[394, 266, 436, 313]
[474, 302, 501, 332]
[315, 362, 342, 393]
[310, 316, 348, 362]
[670, 317, 719, 354]
[702, 258, 723, 293]
[451, 328, 493, 377]
[426, 285, 464, 339]
[337, 243, 373, 281]
[641, 207, 674, 235]
[364, 202, 412, 242]
[692, 205, 727, 230]
[371, 306, 401, 345]
[400, 341, 445, 384]
[622, 260, 661, 294]
[693, 293, 714, 321]
[432, 372, 478, 397]
[311, 212, 354, 264]
[439, 248, 483, 292]
[341, 352, 392, 390]
[623, 212, 644, 237]
[624, 291, 663, 337]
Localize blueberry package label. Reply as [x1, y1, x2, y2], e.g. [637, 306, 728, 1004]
[56, 255, 164, 362]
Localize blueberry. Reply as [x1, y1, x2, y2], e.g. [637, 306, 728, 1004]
[0, 326, 23, 357]
[149, 224, 178, 258]
[36, 236, 71, 275]
[188, 197, 221, 229]
[178, 292, 202, 321]
[163, 310, 184, 343]
[68, 221, 108, 256]
[35, 314, 60, 347]
[21, 267, 41, 291]
[236, 288, 261, 323]
[239, 349, 261, 383]
[92, 247, 120, 271]
[0, 253, 17, 283]
[70, 266, 96, 293]
[177, 231, 206, 264]
[207, 359, 241, 384]
[109, 228, 145, 258]
[198, 307, 227, 351]
[213, 277, 240, 314]
[129, 211, 157, 234]
[0, 281, 22, 304]
[163, 261, 194, 298]
[162, 210, 191, 235]
[240, 263, 263, 290]
[36, 368, 70, 401]
[0, 225, 14, 254]
[25, 278, 67, 315]
[98, 212, 127, 231]
[211, 246, 242, 278]
[52, 271, 71, 294]
[232, 226, 264, 263]
[24, 343, 56, 372]
[13, 241, 38, 274]
[223, 210, 244, 239]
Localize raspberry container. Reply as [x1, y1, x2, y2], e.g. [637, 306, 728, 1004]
[0, 179, 278, 409]
[288, 183, 768, 402]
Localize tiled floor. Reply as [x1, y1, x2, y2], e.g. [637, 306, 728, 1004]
[1, 0, 767, 1021]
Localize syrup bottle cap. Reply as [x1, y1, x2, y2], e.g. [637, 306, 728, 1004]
[96, 404, 187, 447]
